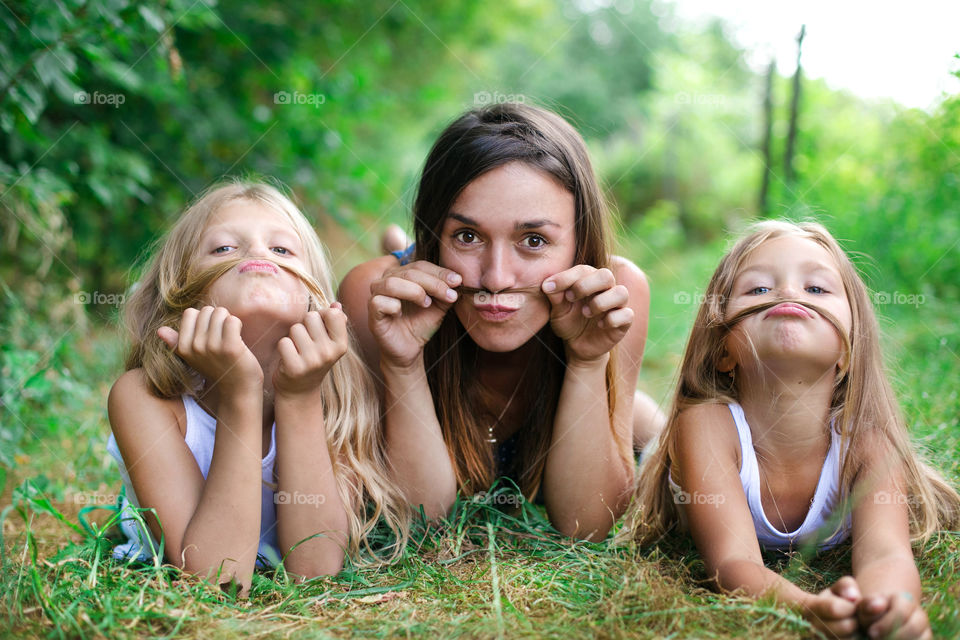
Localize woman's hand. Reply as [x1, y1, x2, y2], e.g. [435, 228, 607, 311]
[158, 306, 263, 393]
[273, 303, 349, 398]
[857, 592, 931, 640]
[368, 260, 462, 369]
[801, 576, 862, 639]
[542, 265, 633, 365]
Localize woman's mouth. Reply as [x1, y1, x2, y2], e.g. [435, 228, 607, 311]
[474, 303, 519, 322]
[238, 260, 280, 274]
[764, 302, 814, 319]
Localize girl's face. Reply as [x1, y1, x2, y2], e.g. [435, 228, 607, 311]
[722, 235, 853, 378]
[439, 162, 577, 353]
[193, 200, 311, 326]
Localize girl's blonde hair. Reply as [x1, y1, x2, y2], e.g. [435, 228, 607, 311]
[620, 220, 960, 546]
[123, 180, 409, 561]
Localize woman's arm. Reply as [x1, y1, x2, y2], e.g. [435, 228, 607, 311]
[272, 307, 353, 578]
[110, 309, 265, 592]
[675, 404, 860, 638]
[850, 437, 931, 639]
[339, 258, 460, 518]
[540, 258, 647, 539]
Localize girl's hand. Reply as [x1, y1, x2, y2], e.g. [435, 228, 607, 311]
[802, 576, 861, 639]
[368, 260, 462, 369]
[273, 303, 349, 398]
[857, 593, 931, 640]
[542, 265, 633, 365]
[158, 306, 263, 392]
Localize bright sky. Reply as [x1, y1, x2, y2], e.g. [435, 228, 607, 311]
[666, 0, 960, 110]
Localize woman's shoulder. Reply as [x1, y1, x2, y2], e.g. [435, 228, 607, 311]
[108, 369, 186, 437]
[610, 255, 649, 296]
[338, 255, 401, 304]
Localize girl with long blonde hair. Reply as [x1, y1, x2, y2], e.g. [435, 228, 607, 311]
[619, 220, 959, 639]
[107, 180, 408, 593]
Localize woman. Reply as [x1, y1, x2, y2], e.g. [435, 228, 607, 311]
[340, 103, 662, 540]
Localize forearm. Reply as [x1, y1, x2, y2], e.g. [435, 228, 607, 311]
[180, 390, 263, 587]
[542, 355, 633, 540]
[382, 358, 457, 517]
[274, 391, 348, 578]
[713, 557, 814, 607]
[855, 553, 921, 600]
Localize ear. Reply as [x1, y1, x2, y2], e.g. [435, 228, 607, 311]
[716, 344, 737, 374]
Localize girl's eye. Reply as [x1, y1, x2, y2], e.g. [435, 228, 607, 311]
[213, 246, 233, 254]
[806, 285, 825, 294]
[271, 247, 290, 255]
[453, 230, 479, 244]
[748, 286, 770, 295]
[521, 234, 547, 249]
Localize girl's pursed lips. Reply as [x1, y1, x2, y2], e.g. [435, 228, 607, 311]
[238, 260, 280, 274]
[764, 302, 814, 319]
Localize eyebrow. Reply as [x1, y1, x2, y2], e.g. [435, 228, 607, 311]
[738, 262, 839, 277]
[448, 212, 561, 231]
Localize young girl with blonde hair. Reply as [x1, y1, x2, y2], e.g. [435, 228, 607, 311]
[620, 220, 959, 639]
[107, 181, 407, 593]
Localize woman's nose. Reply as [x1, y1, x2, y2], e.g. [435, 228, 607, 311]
[479, 245, 517, 292]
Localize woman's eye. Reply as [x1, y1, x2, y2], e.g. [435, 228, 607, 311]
[213, 246, 233, 254]
[271, 247, 290, 255]
[454, 230, 478, 244]
[522, 234, 547, 249]
[806, 285, 825, 294]
[748, 286, 770, 295]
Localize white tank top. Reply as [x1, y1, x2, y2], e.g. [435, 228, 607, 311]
[669, 403, 849, 551]
[728, 402, 849, 550]
[106, 394, 281, 566]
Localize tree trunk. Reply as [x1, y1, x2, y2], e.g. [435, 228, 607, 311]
[784, 25, 805, 183]
[758, 60, 775, 215]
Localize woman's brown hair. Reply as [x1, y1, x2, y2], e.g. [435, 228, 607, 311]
[413, 102, 623, 500]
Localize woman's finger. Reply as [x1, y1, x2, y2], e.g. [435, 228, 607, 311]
[385, 260, 462, 287]
[599, 306, 634, 330]
[584, 284, 629, 317]
[371, 275, 433, 308]
[388, 266, 459, 304]
[566, 267, 616, 302]
[370, 294, 402, 321]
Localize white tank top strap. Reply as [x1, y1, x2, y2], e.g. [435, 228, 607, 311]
[727, 402, 849, 551]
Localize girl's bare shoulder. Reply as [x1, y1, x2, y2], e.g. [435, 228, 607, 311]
[108, 369, 187, 438]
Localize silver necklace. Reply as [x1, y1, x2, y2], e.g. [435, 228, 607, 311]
[487, 380, 523, 444]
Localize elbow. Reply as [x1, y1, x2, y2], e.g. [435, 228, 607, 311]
[286, 554, 345, 580]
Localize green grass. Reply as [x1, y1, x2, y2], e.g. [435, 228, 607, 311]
[1, 240, 959, 639]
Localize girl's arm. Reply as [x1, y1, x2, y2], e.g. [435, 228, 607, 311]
[272, 306, 352, 578]
[339, 257, 461, 518]
[539, 258, 647, 539]
[850, 436, 931, 639]
[675, 403, 860, 639]
[109, 307, 265, 592]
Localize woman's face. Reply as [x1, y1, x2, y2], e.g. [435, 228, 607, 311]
[192, 199, 311, 327]
[438, 162, 577, 353]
